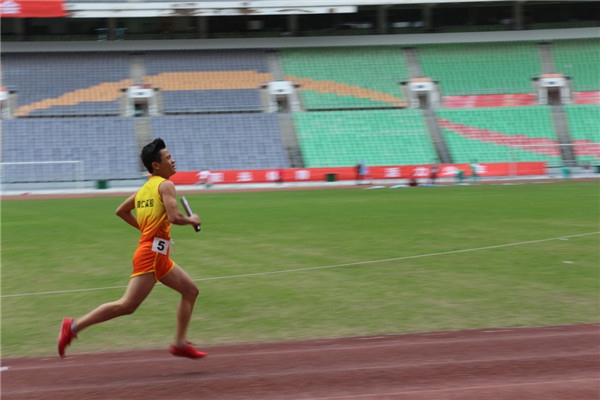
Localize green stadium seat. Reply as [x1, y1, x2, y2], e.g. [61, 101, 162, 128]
[416, 42, 542, 96]
[280, 46, 409, 110]
[563, 104, 600, 164]
[551, 39, 600, 92]
[436, 106, 563, 166]
[293, 109, 435, 168]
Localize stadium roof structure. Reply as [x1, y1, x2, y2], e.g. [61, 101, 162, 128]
[63, 0, 598, 18]
[1, 0, 596, 44]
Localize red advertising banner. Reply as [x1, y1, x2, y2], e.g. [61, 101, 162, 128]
[170, 162, 547, 186]
[1, 0, 66, 17]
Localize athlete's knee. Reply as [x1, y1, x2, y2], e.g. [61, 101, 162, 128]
[184, 284, 199, 301]
[116, 300, 140, 316]
[122, 304, 138, 315]
[190, 284, 200, 299]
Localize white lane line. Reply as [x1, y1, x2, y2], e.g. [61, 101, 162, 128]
[2, 231, 598, 298]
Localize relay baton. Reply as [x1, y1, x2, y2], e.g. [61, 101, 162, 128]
[180, 196, 201, 232]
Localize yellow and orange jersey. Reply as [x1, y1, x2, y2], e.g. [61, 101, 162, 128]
[135, 176, 172, 243]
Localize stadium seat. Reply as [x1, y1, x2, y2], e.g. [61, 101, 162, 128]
[142, 50, 271, 113]
[436, 106, 563, 166]
[551, 39, 600, 92]
[280, 46, 409, 110]
[293, 109, 435, 167]
[1, 117, 139, 182]
[416, 42, 542, 96]
[150, 114, 289, 171]
[2, 52, 130, 117]
[563, 104, 600, 164]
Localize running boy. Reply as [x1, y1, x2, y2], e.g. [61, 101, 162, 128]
[58, 138, 205, 359]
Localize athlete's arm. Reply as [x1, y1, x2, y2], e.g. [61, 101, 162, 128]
[115, 193, 140, 230]
[159, 180, 201, 227]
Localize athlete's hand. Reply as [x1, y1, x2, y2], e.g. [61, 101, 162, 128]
[189, 214, 201, 227]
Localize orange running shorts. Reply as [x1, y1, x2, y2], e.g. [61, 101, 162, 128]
[131, 241, 175, 281]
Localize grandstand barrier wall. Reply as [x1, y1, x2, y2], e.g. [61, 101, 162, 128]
[170, 162, 547, 185]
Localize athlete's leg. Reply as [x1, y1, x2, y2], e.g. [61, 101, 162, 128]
[74, 273, 156, 333]
[159, 264, 199, 345]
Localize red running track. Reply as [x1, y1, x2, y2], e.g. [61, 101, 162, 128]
[2, 324, 599, 400]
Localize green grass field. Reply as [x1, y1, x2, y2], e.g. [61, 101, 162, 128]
[2, 182, 599, 357]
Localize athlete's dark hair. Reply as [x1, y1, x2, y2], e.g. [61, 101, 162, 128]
[141, 138, 166, 173]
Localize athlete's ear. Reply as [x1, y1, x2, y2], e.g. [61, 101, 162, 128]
[151, 160, 161, 172]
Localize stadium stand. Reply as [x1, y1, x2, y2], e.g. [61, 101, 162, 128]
[2, 52, 130, 117]
[160, 89, 263, 113]
[551, 38, 600, 92]
[573, 91, 600, 105]
[563, 104, 600, 164]
[2, 36, 598, 185]
[416, 42, 542, 96]
[563, 104, 600, 142]
[1, 117, 139, 182]
[143, 50, 270, 74]
[150, 114, 289, 171]
[293, 109, 435, 167]
[142, 50, 271, 113]
[442, 93, 539, 108]
[435, 106, 563, 165]
[280, 46, 409, 110]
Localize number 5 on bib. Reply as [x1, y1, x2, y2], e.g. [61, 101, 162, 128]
[152, 237, 170, 255]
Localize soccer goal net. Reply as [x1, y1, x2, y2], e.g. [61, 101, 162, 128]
[0, 160, 85, 185]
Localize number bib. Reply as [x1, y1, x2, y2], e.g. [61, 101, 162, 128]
[151, 237, 170, 255]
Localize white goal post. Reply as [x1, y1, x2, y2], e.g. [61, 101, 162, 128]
[0, 160, 85, 186]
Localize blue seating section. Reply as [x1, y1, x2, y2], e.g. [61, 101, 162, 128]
[2, 52, 129, 116]
[143, 50, 268, 112]
[161, 89, 263, 113]
[150, 114, 289, 171]
[1, 117, 139, 182]
[143, 50, 270, 74]
[28, 101, 122, 117]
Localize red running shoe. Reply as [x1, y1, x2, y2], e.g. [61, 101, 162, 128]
[57, 318, 77, 358]
[169, 344, 207, 359]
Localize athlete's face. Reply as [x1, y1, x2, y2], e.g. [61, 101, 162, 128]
[156, 148, 176, 177]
